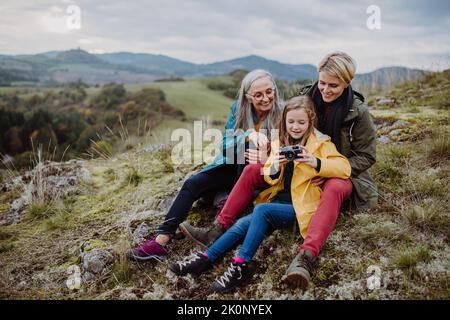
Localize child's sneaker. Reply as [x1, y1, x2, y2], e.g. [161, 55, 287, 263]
[169, 252, 212, 276]
[209, 261, 252, 294]
[127, 237, 168, 262]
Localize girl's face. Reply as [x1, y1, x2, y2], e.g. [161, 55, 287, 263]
[286, 108, 310, 141]
[318, 71, 348, 103]
[247, 77, 275, 116]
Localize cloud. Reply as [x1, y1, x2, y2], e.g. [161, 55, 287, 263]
[0, 0, 448, 72]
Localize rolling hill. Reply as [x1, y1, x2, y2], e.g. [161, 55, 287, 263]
[0, 49, 427, 92]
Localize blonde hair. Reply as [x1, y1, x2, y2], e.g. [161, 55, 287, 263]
[317, 51, 357, 85]
[235, 69, 283, 139]
[279, 96, 316, 147]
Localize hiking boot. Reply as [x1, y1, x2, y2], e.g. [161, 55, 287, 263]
[209, 261, 252, 294]
[127, 237, 168, 262]
[281, 249, 317, 290]
[169, 252, 212, 277]
[179, 221, 225, 249]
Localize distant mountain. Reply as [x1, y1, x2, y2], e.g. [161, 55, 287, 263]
[94, 53, 318, 80]
[98, 52, 197, 75]
[0, 49, 428, 90]
[54, 49, 105, 65]
[194, 55, 318, 80]
[353, 67, 426, 92]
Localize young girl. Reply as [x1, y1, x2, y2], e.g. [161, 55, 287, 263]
[169, 96, 351, 293]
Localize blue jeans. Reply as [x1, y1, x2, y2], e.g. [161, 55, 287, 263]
[205, 200, 296, 262]
[157, 165, 237, 236]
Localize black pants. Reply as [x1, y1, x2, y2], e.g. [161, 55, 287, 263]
[157, 165, 238, 236]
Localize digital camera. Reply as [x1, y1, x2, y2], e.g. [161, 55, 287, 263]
[279, 145, 303, 161]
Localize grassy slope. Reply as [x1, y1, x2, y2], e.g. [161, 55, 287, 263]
[0, 72, 449, 300]
[127, 78, 234, 121]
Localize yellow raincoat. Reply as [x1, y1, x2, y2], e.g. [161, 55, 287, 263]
[254, 129, 351, 238]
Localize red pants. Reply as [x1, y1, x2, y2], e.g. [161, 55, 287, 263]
[216, 163, 353, 257]
[217, 164, 267, 229]
[299, 178, 352, 257]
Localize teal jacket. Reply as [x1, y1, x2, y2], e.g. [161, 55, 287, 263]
[201, 101, 253, 172]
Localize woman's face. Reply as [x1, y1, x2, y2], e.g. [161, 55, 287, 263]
[247, 76, 276, 116]
[286, 108, 310, 141]
[318, 71, 348, 103]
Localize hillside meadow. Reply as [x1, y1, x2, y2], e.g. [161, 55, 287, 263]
[0, 71, 449, 300]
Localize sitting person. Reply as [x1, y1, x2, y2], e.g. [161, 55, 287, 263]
[170, 95, 351, 293]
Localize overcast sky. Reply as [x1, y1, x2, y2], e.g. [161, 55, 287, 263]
[1, 0, 449, 72]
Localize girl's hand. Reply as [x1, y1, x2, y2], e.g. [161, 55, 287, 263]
[294, 146, 318, 168]
[273, 151, 288, 167]
[248, 131, 269, 150]
[245, 148, 269, 164]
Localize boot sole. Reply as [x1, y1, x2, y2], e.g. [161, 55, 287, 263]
[283, 272, 310, 290]
[128, 253, 166, 262]
[178, 223, 208, 250]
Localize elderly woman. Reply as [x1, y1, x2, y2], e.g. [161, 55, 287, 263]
[128, 69, 283, 261]
[181, 52, 377, 290]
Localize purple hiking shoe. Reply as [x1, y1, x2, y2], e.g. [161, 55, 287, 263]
[128, 237, 168, 262]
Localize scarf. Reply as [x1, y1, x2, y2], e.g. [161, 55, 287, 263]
[308, 81, 354, 152]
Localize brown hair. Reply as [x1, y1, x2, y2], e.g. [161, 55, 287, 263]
[278, 96, 316, 147]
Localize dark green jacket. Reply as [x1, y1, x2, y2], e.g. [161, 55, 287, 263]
[300, 85, 378, 211]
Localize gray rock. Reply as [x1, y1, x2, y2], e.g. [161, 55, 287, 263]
[82, 271, 96, 283]
[1, 160, 91, 225]
[391, 120, 408, 130]
[389, 129, 403, 137]
[82, 249, 113, 274]
[377, 97, 394, 106]
[378, 136, 391, 143]
[132, 222, 151, 245]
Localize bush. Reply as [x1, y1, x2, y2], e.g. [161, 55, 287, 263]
[90, 83, 127, 110]
[223, 88, 238, 99]
[427, 130, 450, 161]
[27, 201, 57, 219]
[390, 245, 431, 270]
[91, 140, 116, 159]
[207, 80, 234, 91]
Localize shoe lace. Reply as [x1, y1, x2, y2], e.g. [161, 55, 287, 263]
[177, 253, 201, 269]
[216, 263, 241, 287]
[295, 252, 314, 271]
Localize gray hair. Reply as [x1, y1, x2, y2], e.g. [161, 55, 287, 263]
[234, 69, 283, 139]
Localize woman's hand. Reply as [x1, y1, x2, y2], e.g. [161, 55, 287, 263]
[245, 148, 269, 164]
[311, 176, 326, 187]
[294, 146, 318, 168]
[248, 131, 269, 150]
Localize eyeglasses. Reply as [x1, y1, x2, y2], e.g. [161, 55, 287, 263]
[246, 87, 276, 101]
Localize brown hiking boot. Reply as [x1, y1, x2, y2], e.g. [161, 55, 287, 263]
[281, 249, 317, 290]
[179, 221, 225, 249]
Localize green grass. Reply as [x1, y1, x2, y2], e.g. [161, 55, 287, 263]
[26, 202, 58, 219]
[390, 245, 432, 270]
[126, 78, 233, 120]
[427, 129, 450, 161]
